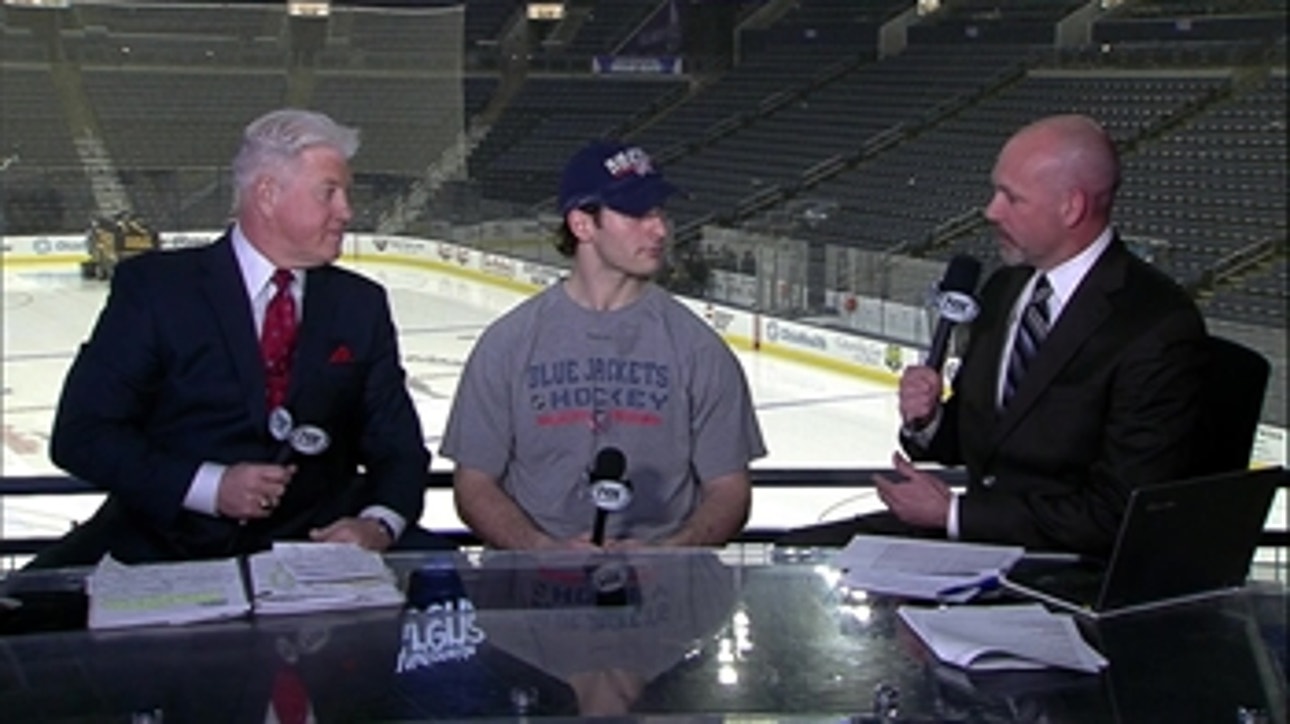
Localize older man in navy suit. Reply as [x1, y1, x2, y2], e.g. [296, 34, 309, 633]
[780, 115, 1209, 556]
[30, 109, 434, 566]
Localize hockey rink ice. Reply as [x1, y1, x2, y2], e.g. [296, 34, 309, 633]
[2, 258, 909, 542]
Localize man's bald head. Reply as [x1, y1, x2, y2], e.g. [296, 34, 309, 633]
[985, 114, 1121, 269]
[1012, 114, 1120, 220]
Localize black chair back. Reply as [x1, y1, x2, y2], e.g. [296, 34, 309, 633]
[1195, 335, 1270, 475]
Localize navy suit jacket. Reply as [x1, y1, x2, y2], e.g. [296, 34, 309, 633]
[49, 233, 429, 561]
[904, 238, 1208, 555]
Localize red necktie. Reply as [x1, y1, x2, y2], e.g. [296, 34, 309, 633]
[261, 269, 298, 411]
[268, 664, 312, 724]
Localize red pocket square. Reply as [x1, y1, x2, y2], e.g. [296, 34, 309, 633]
[329, 345, 353, 364]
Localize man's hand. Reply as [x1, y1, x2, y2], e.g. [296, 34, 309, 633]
[456, 466, 583, 550]
[310, 517, 393, 551]
[872, 452, 952, 530]
[216, 463, 294, 521]
[899, 365, 944, 430]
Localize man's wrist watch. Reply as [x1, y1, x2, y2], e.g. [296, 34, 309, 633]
[369, 517, 397, 543]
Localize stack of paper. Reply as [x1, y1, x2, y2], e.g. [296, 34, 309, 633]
[897, 603, 1108, 673]
[833, 535, 1025, 602]
[87, 555, 250, 630]
[249, 542, 404, 615]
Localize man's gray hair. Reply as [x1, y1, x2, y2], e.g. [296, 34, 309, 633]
[231, 108, 359, 203]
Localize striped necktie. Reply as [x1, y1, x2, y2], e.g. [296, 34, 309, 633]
[1002, 275, 1051, 409]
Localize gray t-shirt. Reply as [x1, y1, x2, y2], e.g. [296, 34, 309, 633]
[440, 283, 766, 543]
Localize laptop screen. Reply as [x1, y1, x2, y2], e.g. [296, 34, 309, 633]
[1098, 467, 1281, 612]
[1003, 466, 1283, 617]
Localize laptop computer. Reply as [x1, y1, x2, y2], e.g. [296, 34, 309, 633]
[1000, 466, 1284, 618]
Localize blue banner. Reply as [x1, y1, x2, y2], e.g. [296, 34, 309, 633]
[592, 55, 683, 75]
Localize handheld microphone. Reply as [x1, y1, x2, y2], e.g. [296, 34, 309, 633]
[924, 254, 982, 371]
[267, 405, 331, 464]
[588, 447, 631, 546]
[268, 407, 295, 463]
[231, 405, 331, 544]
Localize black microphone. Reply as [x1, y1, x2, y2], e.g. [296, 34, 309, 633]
[268, 406, 296, 463]
[588, 447, 631, 546]
[229, 405, 332, 550]
[924, 254, 982, 371]
[267, 405, 331, 464]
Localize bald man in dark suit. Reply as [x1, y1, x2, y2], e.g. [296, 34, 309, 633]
[780, 115, 1208, 556]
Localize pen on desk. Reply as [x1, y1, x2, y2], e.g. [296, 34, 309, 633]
[1021, 551, 1084, 563]
[935, 576, 999, 600]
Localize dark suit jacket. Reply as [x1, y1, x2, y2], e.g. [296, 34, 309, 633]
[904, 238, 1208, 555]
[46, 232, 429, 562]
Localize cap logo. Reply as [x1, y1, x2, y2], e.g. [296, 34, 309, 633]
[603, 147, 654, 180]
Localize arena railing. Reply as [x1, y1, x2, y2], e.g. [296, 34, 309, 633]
[2, 471, 1287, 558]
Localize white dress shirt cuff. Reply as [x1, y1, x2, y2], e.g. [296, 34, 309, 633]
[361, 506, 406, 542]
[186, 462, 226, 517]
[946, 492, 961, 540]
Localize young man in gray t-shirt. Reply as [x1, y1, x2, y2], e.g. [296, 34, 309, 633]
[440, 141, 766, 549]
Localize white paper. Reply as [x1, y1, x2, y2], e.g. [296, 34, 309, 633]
[838, 535, 1025, 576]
[841, 568, 992, 603]
[897, 603, 1109, 673]
[249, 542, 403, 615]
[834, 535, 1025, 601]
[87, 555, 250, 630]
[268, 541, 393, 583]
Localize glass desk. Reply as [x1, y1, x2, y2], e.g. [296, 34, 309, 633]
[1, 548, 1285, 723]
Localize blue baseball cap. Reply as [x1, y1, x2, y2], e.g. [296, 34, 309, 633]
[558, 140, 679, 217]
